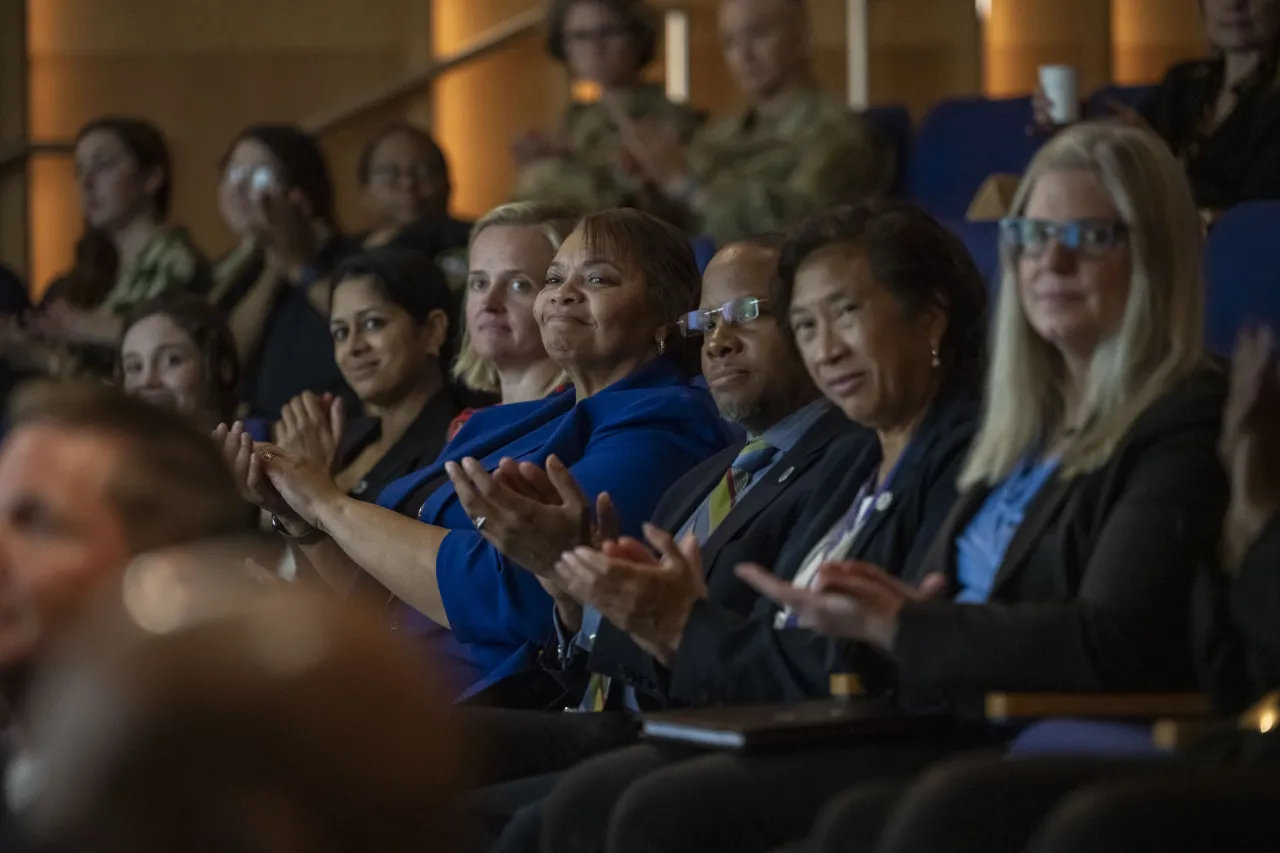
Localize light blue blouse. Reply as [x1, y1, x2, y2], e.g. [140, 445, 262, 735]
[953, 455, 1060, 603]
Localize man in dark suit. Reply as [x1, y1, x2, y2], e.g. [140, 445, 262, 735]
[461, 234, 856, 843]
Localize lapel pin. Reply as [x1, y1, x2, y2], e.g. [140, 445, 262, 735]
[778, 466, 794, 483]
[875, 491, 893, 512]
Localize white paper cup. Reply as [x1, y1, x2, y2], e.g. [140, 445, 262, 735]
[1039, 65, 1080, 124]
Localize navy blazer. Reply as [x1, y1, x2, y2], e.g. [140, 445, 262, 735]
[374, 357, 735, 701]
[665, 381, 981, 705]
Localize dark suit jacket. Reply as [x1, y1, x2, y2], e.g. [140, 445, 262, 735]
[1195, 515, 1280, 714]
[665, 380, 982, 706]
[547, 404, 857, 709]
[894, 367, 1228, 714]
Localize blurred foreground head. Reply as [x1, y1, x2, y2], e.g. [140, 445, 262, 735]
[20, 565, 465, 853]
[0, 381, 246, 688]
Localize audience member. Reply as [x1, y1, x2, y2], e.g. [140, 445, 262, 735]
[0, 382, 246, 843]
[458, 234, 847, 829]
[449, 202, 579, 439]
[522, 202, 987, 853]
[357, 123, 473, 287]
[271, 245, 463, 504]
[20, 583, 465, 853]
[511, 0, 703, 212]
[9, 118, 209, 379]
[225, 209, 733, 706]
[545, 121, 1227, 853]
[209, 124, 356, 420]
[612, 0, 894, 244]
[118, 294, 239, 432]
[1034, 0, 1280, 211]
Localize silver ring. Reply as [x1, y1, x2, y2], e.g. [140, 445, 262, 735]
[473, 515, 488, 531]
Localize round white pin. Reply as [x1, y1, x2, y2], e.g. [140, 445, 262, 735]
[875, 491, 893, 512]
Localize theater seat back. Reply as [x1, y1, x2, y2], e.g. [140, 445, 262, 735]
[1204, 202, 1280, 356]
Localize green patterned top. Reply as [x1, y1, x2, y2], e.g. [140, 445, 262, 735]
[102, 225, 212, 314]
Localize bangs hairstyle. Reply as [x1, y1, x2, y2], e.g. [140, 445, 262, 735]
[575, 208, 703, 375]
[452, 202, 579, 394]
[547, 0, 658, 71]
[119, 295, 241, 426]
[960, 121, 1206, 488]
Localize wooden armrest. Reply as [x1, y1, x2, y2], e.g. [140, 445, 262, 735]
[985, 692, 1211, 722]
[1152, 691, 1280, 752]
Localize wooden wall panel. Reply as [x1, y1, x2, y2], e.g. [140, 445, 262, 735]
[0, 0, 28, 278]
[984, 0, 1112, 98]
[27, 0, 433, 294]
[868, 0, 983, 116]
[1112, 0, 1206, 84]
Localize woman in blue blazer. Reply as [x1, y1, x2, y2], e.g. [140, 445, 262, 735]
[236, 209, 733, 702]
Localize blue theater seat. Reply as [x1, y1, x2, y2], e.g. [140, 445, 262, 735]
[1204, 202, 1280, 356]
[690, 236, 717, 275]
[864, 104, 912, 195]
[1087, 83, 1158, 118]
[904, 96, 1044, 220]
[944, 218, 1002, 298]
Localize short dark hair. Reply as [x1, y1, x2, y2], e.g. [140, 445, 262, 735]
[119, 295, 241, 426]
[576, 208, 702, 373]
[76, 117, 173, 219]
[330, 246, 456, 365]
[7, 382, 247, 553]
[777, 202, 988, 385]
[546, 0, 658, 71]
[225, 125, 336, 226]
[357, 123, 449, 187]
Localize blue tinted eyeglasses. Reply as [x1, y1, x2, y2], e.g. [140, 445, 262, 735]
[999, 217, 1129, 256]
[678, 297, 769, 336]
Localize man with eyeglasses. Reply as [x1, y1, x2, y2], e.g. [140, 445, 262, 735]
[463, 233, 855, 853]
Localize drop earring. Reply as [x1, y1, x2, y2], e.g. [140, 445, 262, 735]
[657, 337, 667, 355]
[930, 346, 941, 368]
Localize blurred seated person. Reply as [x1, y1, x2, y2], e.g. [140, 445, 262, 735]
[10, 118, 209, 377]
[499, 204, 985, 853]
[612, 0, 895, 245]
[208, 124, 357, 420]
[1033, 0, 1280, 212]
[357, 123, 472, 288]
[118, 294, 239, 433]
[510, 0, 702, 213]
[448, 202, 579, 439]
[255, 245, 463, 505]
[452, 233, 849, 797]
[0, 382, 246, 843]
[549, 122, 1229, 853]
[19, 584, 464, 853]
[223, 209, 734, 706]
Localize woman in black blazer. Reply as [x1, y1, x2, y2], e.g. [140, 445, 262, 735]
[549, 123, 1228, 853]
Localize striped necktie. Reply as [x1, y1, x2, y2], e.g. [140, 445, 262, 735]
[706, 438, 777, 533]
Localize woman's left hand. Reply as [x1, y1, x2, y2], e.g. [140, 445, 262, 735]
[446, 453, 612, 579]
[735, 561, 948, 652]
[256, 444, 347, 530]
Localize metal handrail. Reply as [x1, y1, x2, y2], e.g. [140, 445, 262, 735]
[0, 5, 546, 171]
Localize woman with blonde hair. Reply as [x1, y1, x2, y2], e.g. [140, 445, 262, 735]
[447, 201, 577, 437]
[555, 122, 1231, 853]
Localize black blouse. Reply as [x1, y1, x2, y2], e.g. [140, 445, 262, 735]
[1141, 58, 1280, 210]
[333, 387, 462, 504]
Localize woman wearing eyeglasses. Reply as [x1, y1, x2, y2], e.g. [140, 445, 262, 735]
[558, 122, 1230, 853]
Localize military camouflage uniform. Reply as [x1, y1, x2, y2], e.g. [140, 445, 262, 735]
[102, 225, 211, 312]
[511, 83, 704, 212]
[685, 88, 896, 244]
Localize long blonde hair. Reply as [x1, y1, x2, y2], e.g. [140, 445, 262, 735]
[959, 122, 1206, 488]
[451, 202, 580, 395]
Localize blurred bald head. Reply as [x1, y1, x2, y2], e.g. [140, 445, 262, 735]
[22, 582, 465, 853]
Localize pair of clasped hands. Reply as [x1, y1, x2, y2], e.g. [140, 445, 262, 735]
[443, 455, 947, 663]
